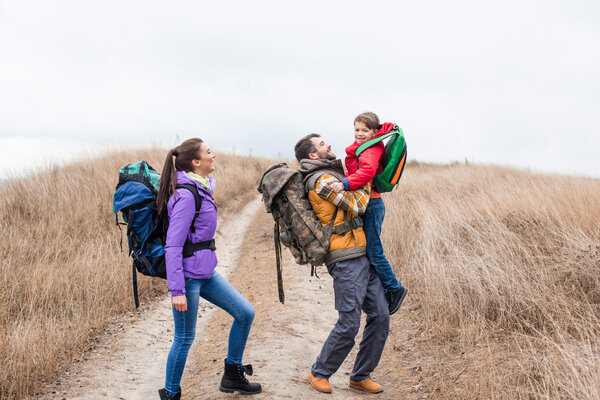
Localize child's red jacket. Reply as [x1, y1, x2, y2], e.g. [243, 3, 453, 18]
[342, 122, 395, 193]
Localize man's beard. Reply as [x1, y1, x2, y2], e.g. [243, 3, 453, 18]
[318, 151, 336, 161]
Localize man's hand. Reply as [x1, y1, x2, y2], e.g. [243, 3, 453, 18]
[330, 182, 345, 193]
[172, 294, 187, 312]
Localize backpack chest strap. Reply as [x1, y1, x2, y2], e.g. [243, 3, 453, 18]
[332, 216, 363, 235]
[182, 238, 216, 258]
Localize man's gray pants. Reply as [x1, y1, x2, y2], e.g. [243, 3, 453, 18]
[311, 255, 390, 381]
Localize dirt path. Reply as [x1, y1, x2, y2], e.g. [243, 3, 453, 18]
[38, 197, 474, 399]
[181, 206, 425, 399]
[180, 206, 479, 400]
[38, 197, 262, 400]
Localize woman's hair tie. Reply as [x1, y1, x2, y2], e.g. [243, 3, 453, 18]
[172, 149, 179, 157]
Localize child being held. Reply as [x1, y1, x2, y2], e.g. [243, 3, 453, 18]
[330, 111, 407, 315]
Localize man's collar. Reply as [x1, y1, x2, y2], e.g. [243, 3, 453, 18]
[298, 158, 345, 175]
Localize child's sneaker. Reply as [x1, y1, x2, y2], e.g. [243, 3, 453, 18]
[386, 286, 407, 315]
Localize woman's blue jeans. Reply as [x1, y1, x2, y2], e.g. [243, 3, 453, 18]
[164, 270, 255, 395]
[363, 197, 403, 292]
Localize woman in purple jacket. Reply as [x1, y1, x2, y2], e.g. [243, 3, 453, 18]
[155, 138, 261, 399]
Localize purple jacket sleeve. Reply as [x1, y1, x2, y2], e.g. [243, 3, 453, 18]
[165, 190, 196, 296]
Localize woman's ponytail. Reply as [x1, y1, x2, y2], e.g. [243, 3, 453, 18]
[156, 148, 178, 216]
[156, 138, 204, 216]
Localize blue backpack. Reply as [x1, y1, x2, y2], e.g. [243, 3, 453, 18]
[112, 161, 210, 308]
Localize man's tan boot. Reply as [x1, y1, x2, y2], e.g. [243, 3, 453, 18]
[306, 371, 332, 394]
[349, 378, 383, 393]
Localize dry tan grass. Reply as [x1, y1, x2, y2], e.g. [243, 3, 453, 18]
[179, 159, 600, 399]
[3, 152, 598, 399]
[384, 161, 600, 398]
[0, 147, 271, 399]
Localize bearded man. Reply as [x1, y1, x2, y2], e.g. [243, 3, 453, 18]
[294, 133, 390, 394]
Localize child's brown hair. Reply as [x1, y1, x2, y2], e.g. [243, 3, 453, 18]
[354, 112, 380, 130]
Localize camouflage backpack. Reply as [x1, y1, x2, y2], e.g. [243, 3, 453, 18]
[257, 162, 342, 303]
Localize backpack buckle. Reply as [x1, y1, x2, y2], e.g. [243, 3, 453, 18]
[349, 217, 363, 229]
[332, 217, 363, 235]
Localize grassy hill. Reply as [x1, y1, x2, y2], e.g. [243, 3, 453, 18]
[384, 162, 600, 398]
[0, 148, 272, 398]
[1, 152, 598, 399]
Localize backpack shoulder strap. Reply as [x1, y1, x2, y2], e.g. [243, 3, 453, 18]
[302, 169, 346, 233]
[304, 168, 345, 193]
[304, 172, 321, 193]
[355, 125, 402, 158]
[175, 183, 203, 233]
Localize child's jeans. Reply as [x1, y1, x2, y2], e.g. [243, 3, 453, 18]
[363, 197, 403, 292]
[164, 270, 255, 395]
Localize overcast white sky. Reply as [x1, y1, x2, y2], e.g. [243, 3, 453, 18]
[1, 0, 599, 179]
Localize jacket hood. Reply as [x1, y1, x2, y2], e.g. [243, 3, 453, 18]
[373, 122, 395, 139]
[298, 158, 345, 176]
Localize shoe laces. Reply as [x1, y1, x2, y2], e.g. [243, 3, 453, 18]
[237, 364, 253, 383]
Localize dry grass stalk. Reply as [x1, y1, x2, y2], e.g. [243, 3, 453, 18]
[3, 153, 598, 398]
